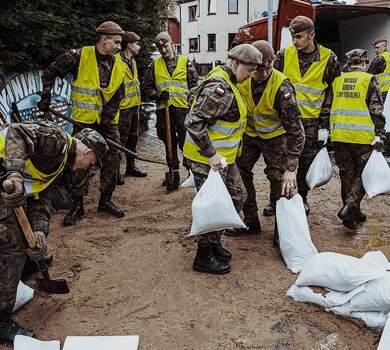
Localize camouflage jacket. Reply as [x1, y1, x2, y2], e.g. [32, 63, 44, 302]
[41, 46, 125, 124]
[274, 42, 342, 128]
[367, 54, 386, 75]
[251, 76, 305, 168]
[142, 53, 199, 102]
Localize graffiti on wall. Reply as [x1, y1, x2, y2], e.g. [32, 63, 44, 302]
[0, 67, 73, 133]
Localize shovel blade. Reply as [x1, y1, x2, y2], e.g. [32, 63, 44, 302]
[165, 171, 179, 192]
[36, 277, 70, 294]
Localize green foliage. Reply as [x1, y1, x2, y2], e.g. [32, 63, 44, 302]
[0, 0, 171, 77]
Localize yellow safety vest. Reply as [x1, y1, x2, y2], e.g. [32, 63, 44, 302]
[283, 44, 331, 119]
[376, 51, 390, 94]
[71, 46, 126, 125]
[116, 54, 141, 109]
[330, 71, 375, 145]
[183, 66, 247, 165]
[239, 69, 287, 139]
[154, 55, 189, 110]
[0, 127, 73, 197]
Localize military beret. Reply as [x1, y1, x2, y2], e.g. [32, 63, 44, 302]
[345, 49, 368, 62]
[372, 37, 387, 46]
[123, 31, 141, 43]
[252, 40, 274, 68]
[96, 21, 125, 35]
[155, 32, 172, 48]
[228, 44, 263, 65]
[73, 128, 109, 167]
[289, 16, 314, 34]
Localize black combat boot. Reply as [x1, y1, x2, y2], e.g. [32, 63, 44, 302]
[193, 245, 231, 274]
[263, 202, 275, 216]
[225, 216, 261, 236]
[337, 203, 358, 230]
[299, 190, 310, 215]
[98, 193, 124, 218]
[63, 196, 84, 226]
[125, 156, 147, 177]
[212, 242, 232, 261]
[0, 309, 35, 345]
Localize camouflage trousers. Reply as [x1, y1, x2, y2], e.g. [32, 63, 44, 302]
[297, 119, 321, 197]
[333, 142, 372, 209]
[187, 160, 247, 247]
[236, 133, 289, 219]
[156, 106, 188, 170]
[70, 122, 120, 196]
[0, 206, 26, 313]
[118, 106, 140, 153]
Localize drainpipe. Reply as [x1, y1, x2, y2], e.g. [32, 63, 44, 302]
[247, 0, 249, 22]
[267, 0, 273, 46]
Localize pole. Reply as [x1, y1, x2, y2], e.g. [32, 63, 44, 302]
[268, 0, 273, 46]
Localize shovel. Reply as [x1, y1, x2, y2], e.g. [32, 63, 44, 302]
[164, 102, 179, 192]
[3, 180, 70, 294]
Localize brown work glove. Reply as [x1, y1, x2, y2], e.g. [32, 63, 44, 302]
[1, 172, 27, 207]
[26, 231, 48, 261]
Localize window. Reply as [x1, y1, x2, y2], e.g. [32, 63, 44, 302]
[208, 0, 216, 14]
[228, 0, 238, 14]
[189, 5, 197, 22]
[189, 37, 199, 52]
[228, 33, 236, 49]
[208, 34, 216, 51]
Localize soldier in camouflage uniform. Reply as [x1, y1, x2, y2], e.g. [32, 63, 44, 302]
[324, 49, 385, 230]
[143, 32, 199, 184]
[273, 16, 341, 216]
[0, 121, 108, 345]
[183, 44, 263, 274]
[38, 21, 126, 225]
[116, 31, 147, 185]
[225, 41, 305, 248]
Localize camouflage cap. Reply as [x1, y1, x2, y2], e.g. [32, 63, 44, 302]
[252, 40, 274, 68]
[73, 128, 109, 166]
[155, 32, 172, 48]
[289, 16, 314, 34]
[372, 37, 387, 46]
[228, 44, 263, 65]
[345, 49, 368, 62]
[123, 31, 141, 43]
[96, 21, 125, 35]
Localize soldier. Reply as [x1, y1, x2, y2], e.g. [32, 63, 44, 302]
[116, 31, 147, 185]
[183, 44, 263, 274]
[0, 121, 108, 344]
[38, 21, 126, 226]
[143, 32, 199, 185]
[326, 49, 385, 230]
[272, 15, 341, 216]
[225, 41, 305, 247]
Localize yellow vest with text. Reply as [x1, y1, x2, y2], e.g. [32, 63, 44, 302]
[154, 55, 189, 110]
[283, 44, 331, 119]
[116, 54, 141, 109]
[71, 46, 125, 125]
[376, 51, 390, 94]
[239, 69, 287, 139]
[183, 66, 247, 165]
[330, 71, 375, 145]
[0, 127, 73, 197]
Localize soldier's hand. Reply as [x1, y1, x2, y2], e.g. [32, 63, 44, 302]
[372, 135, 384, 152]
[208, 153, 224, 171]
[37, 92, 51, 112]
[281, 169, 297, 199]
[159, 91, 170, 101]
[1, 173, 27, 208]
[26, 231, 48, 261]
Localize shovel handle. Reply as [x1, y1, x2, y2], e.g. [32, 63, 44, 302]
[3, 179, 37, 249]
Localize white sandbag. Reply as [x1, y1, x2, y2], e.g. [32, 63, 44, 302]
[305, 147, 333, 189]
[348, 273, 390, 312]
[188, 168, 246, 236]
[295, 251, 389, 292]
[362, 150, 390, 198]
[384, 91, 390, 133]
[378, 312, 390, 349]
[13, 281, 34, 312]
[181, 170, 196, 188]
[276, 194, 318, 273]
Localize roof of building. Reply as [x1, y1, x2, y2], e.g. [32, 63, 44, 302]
[356, 0, 390, 7]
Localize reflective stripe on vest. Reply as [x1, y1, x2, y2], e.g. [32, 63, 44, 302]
[376, 51, 390, 93]
[239, 69, 286, 139]
[330, 71, 375, 145]
[183, 66, 247, 165]
[283, 44, 331, 119]
[116, 54, 141, 109]
[0, 128, 73, 196]
[71, 46, 125, 124]
[154, 55, 189, 110]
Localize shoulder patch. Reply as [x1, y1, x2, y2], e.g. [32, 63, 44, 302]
[215, 85, 225, 96]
